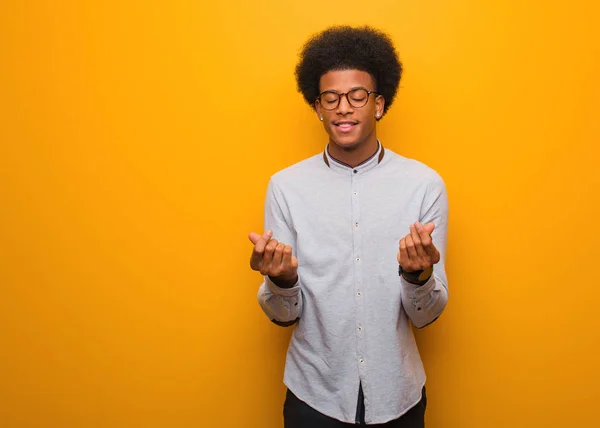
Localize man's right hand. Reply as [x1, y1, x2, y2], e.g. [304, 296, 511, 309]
[249, 230, 298, 288]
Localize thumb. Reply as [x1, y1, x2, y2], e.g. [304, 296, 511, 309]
[422, 222, 436, 235]
[248, 230, 273, 245]
[248, 232, 261, 245]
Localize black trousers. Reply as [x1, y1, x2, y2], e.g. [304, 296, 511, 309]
[284, 385, 426, 427]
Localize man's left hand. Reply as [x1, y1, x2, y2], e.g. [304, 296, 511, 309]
[397, 221, 440, 272]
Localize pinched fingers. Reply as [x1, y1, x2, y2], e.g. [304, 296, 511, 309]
[250, 240, 267, 271]
[249, 230, 272, 271]
[269, 242, 286, 275]
[281, 245, 296, 271]
[409, 224, 427, 260]
[260, 239, 279, 275]
[415, 221, 440, 264]
[398, 222, 440, 272]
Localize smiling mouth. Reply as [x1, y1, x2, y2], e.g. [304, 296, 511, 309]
[335, 122, 357, 132]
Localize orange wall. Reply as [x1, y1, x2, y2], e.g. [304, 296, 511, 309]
[1, 1, 599, 427]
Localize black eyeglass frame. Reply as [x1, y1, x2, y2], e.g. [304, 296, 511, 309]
[315, 87, 381, 111]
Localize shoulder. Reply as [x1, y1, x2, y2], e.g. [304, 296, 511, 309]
[269, 152, 324, 188]
[383, 148, 445, 188]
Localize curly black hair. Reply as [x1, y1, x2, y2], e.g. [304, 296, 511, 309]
[295, 25, 402, 119]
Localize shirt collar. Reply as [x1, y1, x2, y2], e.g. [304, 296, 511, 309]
[323, 140, 385, 174]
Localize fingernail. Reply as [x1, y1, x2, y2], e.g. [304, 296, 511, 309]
[416, 222, 422, 229]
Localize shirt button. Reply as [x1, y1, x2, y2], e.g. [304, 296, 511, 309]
[356, 257, 360, 262]
[359, 359, 365, 364]
[354, 222, 359, 227]
[353, 192, 358, 196]
[357, 292, 361, 297]
[353, 170, 358, 174]
[358, 326, 363, 331]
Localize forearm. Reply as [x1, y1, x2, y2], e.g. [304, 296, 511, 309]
[401, 274, 448, 328]
[257, 276, 303, 327]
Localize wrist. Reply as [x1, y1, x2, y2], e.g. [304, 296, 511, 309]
[399, 265, 433, 284]
[268, 273, 298, 289]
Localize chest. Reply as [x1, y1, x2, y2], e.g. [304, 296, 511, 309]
[289, 174, 427, 274]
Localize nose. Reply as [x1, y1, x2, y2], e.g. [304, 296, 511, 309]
[336, 94, 354, 115]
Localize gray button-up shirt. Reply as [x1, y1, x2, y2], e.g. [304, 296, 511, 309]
[257, 142, 449, 424]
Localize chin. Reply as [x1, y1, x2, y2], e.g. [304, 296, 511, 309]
[330, 136, 363, 150]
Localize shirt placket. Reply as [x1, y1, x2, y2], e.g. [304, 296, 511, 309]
[351, 168, 366, 385]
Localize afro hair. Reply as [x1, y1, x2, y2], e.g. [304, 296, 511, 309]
[295, 25, 402, 119]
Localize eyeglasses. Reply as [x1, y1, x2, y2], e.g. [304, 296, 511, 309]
[316, 88, 380, 110]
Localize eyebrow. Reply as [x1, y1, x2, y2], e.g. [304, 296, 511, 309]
[321, 86, 370, 93]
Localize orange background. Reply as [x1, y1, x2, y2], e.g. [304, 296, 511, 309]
[1, 1, 599, 427]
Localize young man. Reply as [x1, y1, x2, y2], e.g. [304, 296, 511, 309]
[248, 26, 449, 427]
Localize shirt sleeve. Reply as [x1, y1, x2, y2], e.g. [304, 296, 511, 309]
[400, 174, 449, 328]
[257, 179, 303, 327]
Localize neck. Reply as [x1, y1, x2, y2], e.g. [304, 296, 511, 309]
[327, 135, 379, 167]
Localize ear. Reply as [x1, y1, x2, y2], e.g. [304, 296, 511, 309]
[375, 95, 385, 119]
[315, 99, 323, 121]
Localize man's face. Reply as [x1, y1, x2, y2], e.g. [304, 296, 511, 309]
[315, 69, 385, 150]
